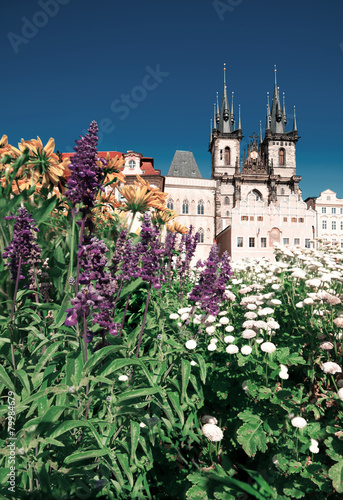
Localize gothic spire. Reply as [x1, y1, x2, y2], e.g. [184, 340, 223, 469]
[259, 120, 263, 143]
[269, 66, 286, 134]
[219, 63, 232, 133]
[231, 92, 235, 126]
[238, 104, 242, 130]
[293, 106, 297, 132]
[213, 103, 217, 130]
[283, 92, 287, 125]
[266, 92, 271, 132]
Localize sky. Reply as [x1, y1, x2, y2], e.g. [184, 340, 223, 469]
[1, 0, 343, 200]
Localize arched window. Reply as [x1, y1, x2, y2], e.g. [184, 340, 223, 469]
[225, 147, 230, 165]
[167, 200, 174, 210]
[198, 228, 204, 243]
[182, 200, 189, 214]
[249, 189, 262, 201]
[224, 196, 229, 205]
[197, 200, 204, 215]
[279, 148, 285, 166]
[226, 211, 229, 216]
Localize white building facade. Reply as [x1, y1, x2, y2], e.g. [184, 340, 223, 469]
[306, 189, 343, 248]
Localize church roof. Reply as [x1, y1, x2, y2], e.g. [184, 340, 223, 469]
[167, 150, 202, 178]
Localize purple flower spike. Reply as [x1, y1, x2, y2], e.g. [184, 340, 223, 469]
[65, 308, 78, 326]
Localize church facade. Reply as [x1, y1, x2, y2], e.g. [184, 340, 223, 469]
[166, 67, 316, 261]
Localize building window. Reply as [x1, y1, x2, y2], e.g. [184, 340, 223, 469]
[250, 216, 254, 221]
[167, 200, 174, 210]
[226, 211, 229, 216]
[341, 239, 343, 248]
[182, 200, 189, 214]
[220, 149, 223, 160]
[340, 208, 343, 214]
[224, 146, 230, 165]
[327, 196, 331, 200]
[249, 237, 255, 248]
[261, 237, 267, 248]
[241, 216, 248, 221]
[332, 207, 336, 214]
[281, 188, 285, 195]
[224, 196, 229, 205]
[283, 217, 288, 222]
[299, 218, 304, 223]
[332, 221, 337, 230]
[294, 238, 300, 245]
[283, 238, 289, 245]
[291, 217, 297, 223]
[305, 239, 310, 248]
[257, 216, 263, 221]
[322, 220, 327, 230]
[279, 148, 285, 166]
[237, 237, 243, 247]
[197, 200, 204, 215]
[198, 228, 204, 243]
[341, 221, 343, 231]
[322, 207, 326, 213]
[128, 160, 136, 169]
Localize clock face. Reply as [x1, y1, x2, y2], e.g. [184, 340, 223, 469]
[250, 151, 258, 160]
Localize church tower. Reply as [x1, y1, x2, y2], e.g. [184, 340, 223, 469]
[209, 64, 243, 233]
[261, 66, 300, 201]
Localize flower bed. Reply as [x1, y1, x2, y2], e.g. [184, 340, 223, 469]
[0, 123, 342, 499]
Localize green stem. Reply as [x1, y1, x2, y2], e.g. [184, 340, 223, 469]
[135, 284, 152, 358]
[64, 212, 77, 294]
[10, 255, 23, 372]
[128, 211, 137, 234]
[75, 216, 86, 293]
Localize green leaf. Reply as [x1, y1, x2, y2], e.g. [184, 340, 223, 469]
[194, 353, 207, 384]
[52, 294, 72, 329]
[329, 461, 343, 493]
[130, 421, 140, 465]
[0, 364, 15, 392]
[237, 412, 268, 457]
[168, 391, 184, 426]
[31, 196, 57, 224]
[66, 348, 83, 386]
[116, 386, 162, 405]
[83, 345, 124, 374]
[64, 448, 111, 464]
[116, 452, 134, 488]
[181, 358, 191, 402]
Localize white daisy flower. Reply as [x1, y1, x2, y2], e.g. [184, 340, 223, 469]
[224, 335, 235, 343]
[185, 340, 197, 350]
[226, 345, 239, 354]
[241, 345, 252, 355]
[260, 342, 276, 353]
[202, 423, 223, 442]
[118, 375, 129, 382]
[291, 417, 307, 429]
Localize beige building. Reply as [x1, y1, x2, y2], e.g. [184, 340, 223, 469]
[305, 189, 343, 248]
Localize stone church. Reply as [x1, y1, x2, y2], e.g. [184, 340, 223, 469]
[165, 66, 315, 261]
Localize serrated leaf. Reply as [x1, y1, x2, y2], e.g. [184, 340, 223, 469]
[237, 413, 267, 457]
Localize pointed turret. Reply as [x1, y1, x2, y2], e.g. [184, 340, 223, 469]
[293, 106, 297, 132]
[259, 120, 263, 143]
[213, 103, 217, 130]
[269, 66, 286, 134]
[266, 92, 271, 132]
[238, 104, 242, 130]
[283, 92, 287, 125]
[231, 92, 235, 126]
[219, 63, 232, 133]
[216, 92, 220, 125]
[210, 119, 213, 142]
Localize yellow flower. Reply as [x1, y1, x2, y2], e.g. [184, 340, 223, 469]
[134, 174, 168, 205]
[119, 184, 165, 213]
[22, 136, 65, 188]
[151, 209, 178, 226]
[167, 221, 189, 234]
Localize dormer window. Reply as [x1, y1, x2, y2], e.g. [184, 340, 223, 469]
[128, 160, 136, 169]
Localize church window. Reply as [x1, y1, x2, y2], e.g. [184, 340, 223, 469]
[340, 221, 343, 230]
[224, 196, 229, 205]
[250, 216, 254, 221]
[197, 200, 204, 215]
[250, 189, 262, 200]
[322, 220, 327, 230]
[283, 217, 288, 222]
[167, 200, 174, 210]
[322, 207, 326, 213]
[128, 160, 136, 169]
[299, 218, 304, 223]
[294, 238, 300, 245]
[279, 148, 285, 166]
[283, 238, 289, 245]
[198, 228, 204, 243]
[332, 221, 337, 230]
[261, 237, 267, 248]
[305, 239, 310, 248]
[237, 237, 243, 247]
[291, 217, 297, 223]
[281, 188, 285, 195]
[332, 207, 336, 214]
[257, 216, 263, 221]
[182, 200, 189, 214]
[249, 237, 255, 248]
[224, 147, 230, 165]
[220, 150, 223, 160]
[241, 216, 248, 221]
[341, 239, 343, 248]
[226, 211, 229, 216]
[340, 208, 343, 214]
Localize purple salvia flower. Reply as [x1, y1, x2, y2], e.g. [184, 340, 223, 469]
[118, 237, 140, 281]
[3, 208, 41, 283]
[110, 229, 128, 275]
[135, 213, 165, 289]
[65, 121, 104, 208]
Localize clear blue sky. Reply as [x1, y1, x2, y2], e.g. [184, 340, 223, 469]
[1, 0, 343, 199]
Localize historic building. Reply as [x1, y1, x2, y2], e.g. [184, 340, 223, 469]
[305, 190, 343, 248]
[166, 66, 316, 261]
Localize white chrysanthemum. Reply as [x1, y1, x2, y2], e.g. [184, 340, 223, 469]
[269, 299, 282, 306]
[225, 325, 234, 332]
[241, 345, 252, 355]
[226, 344, 239, 354]
[201, 415, 218, 425]
[185, 339, 197, 350]
[303, 297, 314, 305]
[140, 422, 147, 428]
[210, 338, 218, 343]
[244, 311, 258, 319]
[207, 343, 217, 351]
[181, 312, 189, 321]
[190, 360, 197, 366]
[295, 301, 304, 308]
[247, 303, 257, 311]
[169, 313, 179, 320]
[320, 341, 334, 351]
[321, 362, 342, 374]
[178, 307, 191, 315]
[256, 337, 264, 344]
[206, 315, 217, 323]
[279, 371, 289, 380]
[333, 317, 343, 328]
[219, 316, 229, 325]
[337, 388, 343, 401]
[267, 320, 280, 330]
[291, 417, 307, 429]
[306, 278, 321, 288]
[242, 320, 255, 329]
[118, 375, 129, 382]
[271, 284, 283, 291]
[224, 335, 235, 343]
[309, 438, 319, 453]
[206, 326, 216, 335]
[242, 329, 257, 339]
[260, 342, 276, 353]
[280, 364, 288, 372]
[202, 423, 224, 442]
[254, 320, 268, 330]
